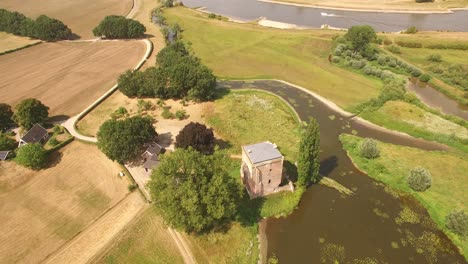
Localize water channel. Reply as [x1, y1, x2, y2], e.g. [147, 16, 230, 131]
[182, 0, 468, 32]
[221, 80, 465, 263]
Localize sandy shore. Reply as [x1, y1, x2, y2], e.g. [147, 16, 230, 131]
[257, 0, 468, 13]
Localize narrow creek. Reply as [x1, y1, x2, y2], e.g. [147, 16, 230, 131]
[219, 80, 465, 264]
[407, 80, 468, 120]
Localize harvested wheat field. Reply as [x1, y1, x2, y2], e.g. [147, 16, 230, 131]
[0, 32, 40, 54]
[0, 142, 130, 264]
[0, 40, 146, 117]
[0, 0, 133, 39]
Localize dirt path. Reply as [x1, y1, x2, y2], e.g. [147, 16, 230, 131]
[42, 192, 146, 264]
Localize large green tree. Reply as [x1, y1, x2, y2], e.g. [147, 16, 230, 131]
[0, 133, 16, 151]
[175, 122, 215, 154]
[0, 103, 14, 131]
[34, 15, 72, 41]
[93, 15, 146, 39]
[297, 118, 321, 187]
[345, 25, 376, 52]
[148, 149, 243, 233]
[13, 98, 49, 130]
[15, 143, 48, 169]
[97, 116, 157, 163]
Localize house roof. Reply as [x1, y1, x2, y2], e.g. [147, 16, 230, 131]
[145, 143, 163, 156]
[243, 141, 283, 164]
[0, 151, 10, 161]
[21, 124, 48, 144]
[143, 154, 160, 170]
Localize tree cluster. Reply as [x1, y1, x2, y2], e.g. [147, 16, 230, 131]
[0, 9, 72, 41]
[0, 133, 16, 151]
[93, 16, 146, 39]
[97, 116, 157, 163]
[13, 98, 49, 130]
[118, 41, 217, 101]
[15, 143, 48, 170]
[297, 118, 320, 187]
[175, 122, 215, 154]
[148, 148, 243, 233]
[0, 103, 13, 131]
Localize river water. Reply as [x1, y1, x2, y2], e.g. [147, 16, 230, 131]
[220, 80, 465, 263]
[182, 0, 468, 32]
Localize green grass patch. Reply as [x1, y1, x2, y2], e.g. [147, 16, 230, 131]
[340, 134, 468, 258]
[99, 208, 184, 264]
[165, 7, 380, 110]
[359, 100, 468, 152]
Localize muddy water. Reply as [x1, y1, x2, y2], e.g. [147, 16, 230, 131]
[182, 0, 468, 32]
[219, 80, 465, 264]
[407, 81, 468, 120]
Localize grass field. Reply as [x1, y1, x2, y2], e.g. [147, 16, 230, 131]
[269, 0, 468, 11]
[98, 207, 184, 264]
[0, 41, 145, 117]
[165, 7, 381, 110]
[0, 142, 130, 263]
[0, 32, 39, 54]
[0, 0, 133, 39]
[340, 134, 468, 258]
[360, 100, 468, 152]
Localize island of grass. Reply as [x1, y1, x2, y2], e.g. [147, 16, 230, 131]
[340, 134, 468, 258]
[99, 89, 304, 263]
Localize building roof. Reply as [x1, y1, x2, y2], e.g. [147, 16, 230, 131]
[143, 154, 160, 170]
[0, 151, 10, 161]
[243, 141, 283, 164]
[21, 124, 48, 144]
[144, 143, 163, 156]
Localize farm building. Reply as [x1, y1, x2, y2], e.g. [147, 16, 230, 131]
[0, 151, 10, 161]
[241, 141, 284, 198]
[18, 124, 49, 147]
[142, 143, 165, 172]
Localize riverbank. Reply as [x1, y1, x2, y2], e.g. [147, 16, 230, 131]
[340, 134, 468, 259]
[259, 0, 468, 13]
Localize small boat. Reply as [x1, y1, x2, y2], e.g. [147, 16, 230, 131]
[321, 12, 338, 17]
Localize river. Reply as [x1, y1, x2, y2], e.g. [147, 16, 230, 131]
[182, 0, 468, 32]
[220, 80, 465, 263]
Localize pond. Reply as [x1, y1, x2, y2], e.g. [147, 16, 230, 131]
[182, 0, 468, 32]
[219, 80, 465, 264]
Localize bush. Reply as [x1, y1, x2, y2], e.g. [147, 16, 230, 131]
[15, 143, 48, 169]
[383, 38, 393, 46]
[161, 107, 174, 119]
[427, 53, 442, 62]
[93, 15, 146, 39]
[53, 125, 64, 134]
[377, 55, 387, 65]
[387, 45, 401, 54]
[332, 56, 341, 63]
[351, 59, 366, 69]
[48, 137, 59, 147]
[388, 59, 397, 67]
[404, 26, 418, 34]
[380, 70, 395, 80]
[175, 109, 187, 120]
[410, 68, 422, 77]
[111, 107, 129, 119]
[0, 133, 16, 151]
[407, 167, 432, 192]
[445, 210, 467, 238]
[359, 138, 380, 159]
[419, 73, 431, 82]
[128, 183, 138, 192]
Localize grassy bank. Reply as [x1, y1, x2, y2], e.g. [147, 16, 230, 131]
[359, 100, 468, 152]
[340, 134, 468, 258]
[165, 7, 380, 110]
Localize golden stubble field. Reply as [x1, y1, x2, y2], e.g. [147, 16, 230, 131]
[0, 142, 131, 263]
[0, 40, 146, 117]
[0, 0, 133, 39]
[0, 32, 40, 54]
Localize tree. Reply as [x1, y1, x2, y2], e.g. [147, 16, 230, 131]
[148, 149, 243, 233]
[33, 15, 72, 41]
[13, 98, 49, 130]
[407, 167, 432, 192]
[359, 138, 380, 159]
[118, 70, 145, 97]
[175, 122, 215, 154]
[345, 25, 376, 52]
[297, 118, 320, 187]
[15, 143, 48, 169]
[97, 116, 157, 163]
[93, 16, 146, 39]
[0, 103, 14, 131]
[0, 133, 16, 151]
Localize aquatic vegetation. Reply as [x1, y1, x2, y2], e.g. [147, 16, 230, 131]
[320, 243, 345, 264]
[395, 206, 420, 225]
